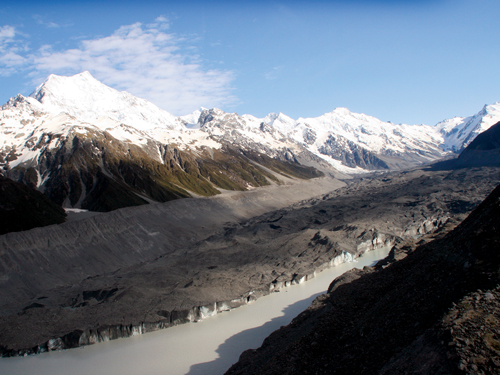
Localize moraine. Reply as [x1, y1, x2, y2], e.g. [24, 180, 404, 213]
[0, 246, 391, 375]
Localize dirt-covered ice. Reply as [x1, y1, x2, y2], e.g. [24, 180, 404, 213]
[1, 167, 500, 356]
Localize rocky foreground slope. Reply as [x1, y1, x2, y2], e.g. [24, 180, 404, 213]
[226, 172, 500, 374]
[1, 167, 499, 357]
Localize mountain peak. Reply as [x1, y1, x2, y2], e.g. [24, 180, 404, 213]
[77, 70, 94, 79]
[263, 112, 296, 133]
[331, 107, 353, 116]
[28, 72, 183, 131]
[48, 70, 95, 82]
[31, 71, 101, 102]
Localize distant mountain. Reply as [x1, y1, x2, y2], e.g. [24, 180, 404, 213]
[430, 120, 500, 170]
[1, 72, 500, 212]
[436, 102, 500, 153]
[283, 108, 445, 170]
[226, 180, 500, 375]
[194, 100, 500, 172]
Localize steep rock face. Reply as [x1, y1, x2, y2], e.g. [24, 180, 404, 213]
[225, 177, 500, 375]
[454, 121, 500, 167]
[431, 121, 500, 170]
[318, 133, 389, 170]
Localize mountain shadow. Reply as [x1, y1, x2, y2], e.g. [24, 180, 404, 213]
[0, 175, 66, 235]
[430, 120, 500, 170]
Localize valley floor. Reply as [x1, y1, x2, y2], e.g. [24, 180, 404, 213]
[1, 167, 500, 358]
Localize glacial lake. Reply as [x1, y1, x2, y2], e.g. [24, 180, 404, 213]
[1, 246, 391, 375]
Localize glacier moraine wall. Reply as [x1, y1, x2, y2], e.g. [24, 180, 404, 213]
[1, 167, 500, 356]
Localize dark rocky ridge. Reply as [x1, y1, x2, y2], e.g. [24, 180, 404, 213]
[225, 172, 500, 374]
[0, 175, 66, 235]
[1, 167, 499, 357]
[455, 121, 500, 167]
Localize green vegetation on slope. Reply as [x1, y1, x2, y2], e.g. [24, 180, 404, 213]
[240, 149, 325, 179]
[8, 129, 325, 212]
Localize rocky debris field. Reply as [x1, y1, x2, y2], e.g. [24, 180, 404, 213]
[441, 287, 500, 374]
[226, 168, 500, 375]
[1, 167, 500, 357]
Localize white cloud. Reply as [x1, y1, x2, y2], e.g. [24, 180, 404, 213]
[1, 19, 236, 115]
[0, 25, 28, 75]
[0, 25, 16, 39]
[147, 16, 170, 30]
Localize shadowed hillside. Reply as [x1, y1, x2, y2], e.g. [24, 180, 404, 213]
[0, 176, 66, 235]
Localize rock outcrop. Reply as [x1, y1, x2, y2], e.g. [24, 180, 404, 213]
[432, 121, 500, 170]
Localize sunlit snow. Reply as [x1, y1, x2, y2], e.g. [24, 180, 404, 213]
[1, 72, 500, 177]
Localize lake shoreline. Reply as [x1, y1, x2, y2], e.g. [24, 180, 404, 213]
[0, 244, 389, 358]
[0, 246, 393, 375]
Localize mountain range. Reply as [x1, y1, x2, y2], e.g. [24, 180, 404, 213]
[1, 71, 500, 212]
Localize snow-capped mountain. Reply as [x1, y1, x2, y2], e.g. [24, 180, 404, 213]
[0, 73, 323, 212]
[282, 108, 445, 171]
[198, 108, 297, 157]
[262, 112, 297, 134]
[253, 105, 500, 172]
[1, 71, 500, 212]
[29, 71, 185, 132]
[194, 107, 445, 173]
[436, 102, 500, 153]
[194, 108, 340, 174]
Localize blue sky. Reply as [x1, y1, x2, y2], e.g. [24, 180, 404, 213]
[0, 0, 499, 125]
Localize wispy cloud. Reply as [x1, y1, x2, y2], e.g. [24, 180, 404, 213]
[33, 15, 63, 29]
[0, 17, 236, 115]
[265, 66, 284, 80]
[0, 25, 28, 75]
[0, 25, 15, 39]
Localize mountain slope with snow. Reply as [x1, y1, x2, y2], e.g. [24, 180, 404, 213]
[436, 102, 500, 153]
[29, 71, 185, 132]
[286, 108, 445, 170]
[0, 74, 324, 212]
